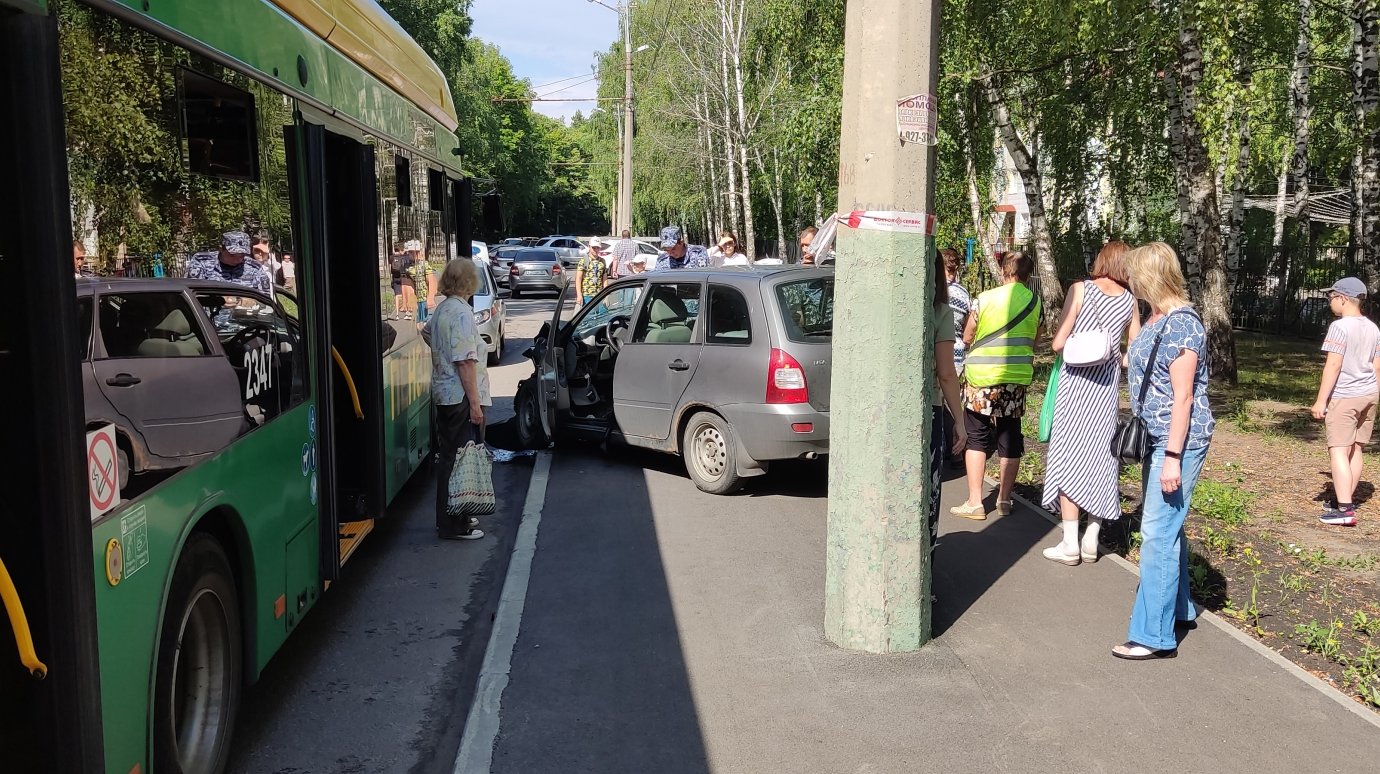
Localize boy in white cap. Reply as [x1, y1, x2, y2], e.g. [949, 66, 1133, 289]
[1311, 276, 1380, 526]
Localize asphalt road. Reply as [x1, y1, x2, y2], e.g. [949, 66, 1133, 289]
[226, 292, 570, 774]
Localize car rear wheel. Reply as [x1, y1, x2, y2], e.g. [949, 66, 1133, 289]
[515, 378, 548, 449]
[682, 411, 743, 494]
[153, 534, 241, 774]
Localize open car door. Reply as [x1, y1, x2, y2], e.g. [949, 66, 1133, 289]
[537, 284, 572, 439]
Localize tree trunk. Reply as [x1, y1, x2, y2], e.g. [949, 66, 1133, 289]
[955, 90, 1001, 280]
[1164, 72, 1201, 297]
[727, 0, 756, 260]
[1177, 4, 1237, 382]
[1271, 144, 1291, 271]
[1290, 0, 1314, 223]
[717, 11, 740, 241]
[983, 77, 1064, 317]
[1223, 107, 1250, 291]
[773, 149, 788, 258]
[1354, 0, 1380, 283]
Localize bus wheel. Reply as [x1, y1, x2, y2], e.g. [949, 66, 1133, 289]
[154, 534, 242, 774]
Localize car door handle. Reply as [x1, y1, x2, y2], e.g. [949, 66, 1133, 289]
[668, 360, 690, 371]
[105, 373, 142, 387]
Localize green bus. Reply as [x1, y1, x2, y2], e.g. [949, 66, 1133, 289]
[0, 1, 471, 771]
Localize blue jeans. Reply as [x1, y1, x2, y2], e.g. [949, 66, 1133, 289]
[1127, 442, 1208, 650]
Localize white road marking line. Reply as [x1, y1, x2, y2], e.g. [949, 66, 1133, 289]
[454, 451, 552, 773]
[999, 481, 1380, 730]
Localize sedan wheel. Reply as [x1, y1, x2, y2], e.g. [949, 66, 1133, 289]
[682, 411, 742, 494]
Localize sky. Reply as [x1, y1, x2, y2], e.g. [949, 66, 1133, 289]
[469, 0, 619, 122]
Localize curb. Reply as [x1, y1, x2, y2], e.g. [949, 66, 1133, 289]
[453, 451, 553, 773]
[998, 481, 1380, 731]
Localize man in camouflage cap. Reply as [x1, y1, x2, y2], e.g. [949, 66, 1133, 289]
[653, 225, 710, 270]
[188, 230, 272, 295]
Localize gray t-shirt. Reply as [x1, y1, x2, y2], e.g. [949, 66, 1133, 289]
[1322, 315, 1380, 399]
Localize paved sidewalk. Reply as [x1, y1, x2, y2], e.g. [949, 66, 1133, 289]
[484, 449, 1380, 773]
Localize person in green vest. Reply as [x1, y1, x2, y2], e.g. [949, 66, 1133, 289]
[950, 251, 1043, 520]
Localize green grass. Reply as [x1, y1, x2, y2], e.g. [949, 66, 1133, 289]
[1192, 477, 1255, 528]
[1231, 332, 1320, 406]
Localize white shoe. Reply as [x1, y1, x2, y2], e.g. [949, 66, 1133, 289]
[949, 501, 988, 520]
[1080, 544, 1099, 563]
[1042, 544, 1081, 566]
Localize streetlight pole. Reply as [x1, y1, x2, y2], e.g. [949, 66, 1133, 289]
[824, 0, 942, 653]
[619, 1, 634, 234]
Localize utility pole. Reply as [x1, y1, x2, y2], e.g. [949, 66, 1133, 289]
[613, 105, 623, 232]
[824, 0, 942, 653]
[619, 1, 634, 233]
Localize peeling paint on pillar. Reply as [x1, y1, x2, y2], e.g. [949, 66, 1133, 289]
[823, 0, 941, 654]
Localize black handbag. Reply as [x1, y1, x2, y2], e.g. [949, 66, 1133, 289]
[1111, 310, 1187, 463]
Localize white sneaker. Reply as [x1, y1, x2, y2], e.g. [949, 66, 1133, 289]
[1042, 544, 1081, 566]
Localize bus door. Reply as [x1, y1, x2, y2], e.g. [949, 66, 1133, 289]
[287, 123, 387, 579]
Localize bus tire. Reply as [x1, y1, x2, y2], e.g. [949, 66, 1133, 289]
[153, 533, 242, 774]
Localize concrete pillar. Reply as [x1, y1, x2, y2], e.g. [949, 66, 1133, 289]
[824, 0, 942, 653]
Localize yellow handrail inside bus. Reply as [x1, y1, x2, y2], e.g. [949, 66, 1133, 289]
[0, 556, 48, 679]
[331, 346, 365, 420]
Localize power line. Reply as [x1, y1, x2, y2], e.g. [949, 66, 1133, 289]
[530, 72, 598, 91]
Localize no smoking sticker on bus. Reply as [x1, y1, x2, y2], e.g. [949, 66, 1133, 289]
[87, 424, 121, 519]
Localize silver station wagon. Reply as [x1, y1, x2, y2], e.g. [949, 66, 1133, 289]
[514, 266, 834, 493]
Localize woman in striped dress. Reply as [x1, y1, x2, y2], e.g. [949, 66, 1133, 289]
[1041, 242, 1139, 565]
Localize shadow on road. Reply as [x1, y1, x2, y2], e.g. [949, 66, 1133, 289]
[491, 446, 710, 774]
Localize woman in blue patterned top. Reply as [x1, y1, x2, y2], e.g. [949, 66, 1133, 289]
[1116, 242, 1215, 660]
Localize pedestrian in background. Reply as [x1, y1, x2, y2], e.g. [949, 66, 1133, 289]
[929, 260, 968, 548]
[281, 253, 296, 293]
[798, 226, 817, 265]
[654, 226, 710, 270]
[609, 229, 639, 280]
[1311, 276, 1380, 526]
[575, 238, 607, 305]
[1041, 241, 1139, 566]
[716, 232, 749, 266]
[423, 258, 488, 541]
[951, 251, 1042, 520]
[1115, 241, 1214, 659]
[940, 247, 972, 465]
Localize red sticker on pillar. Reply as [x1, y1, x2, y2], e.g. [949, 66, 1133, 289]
[841, 210, 936, 236]
[896, 93, 938, 145]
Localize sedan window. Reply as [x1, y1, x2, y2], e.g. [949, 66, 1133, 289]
[98, 292, 209, 358]
[197, 291, 307, 426]
[706, 285, 752, 344]
[573, 285, 643, 340]
[775, 277, 834, 342]
[631, 283, 702, 344]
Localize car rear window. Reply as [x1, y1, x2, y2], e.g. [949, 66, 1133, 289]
[775, 277, 833, 342]
[516, 249, 558, 262]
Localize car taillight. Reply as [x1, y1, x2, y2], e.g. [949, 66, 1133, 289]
[767, 348, 809, 404]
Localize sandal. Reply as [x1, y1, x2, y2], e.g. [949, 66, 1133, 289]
[1111, 641, 1177, 660]
[996, 500, 1013, 516]
[949, 501, 988, 520]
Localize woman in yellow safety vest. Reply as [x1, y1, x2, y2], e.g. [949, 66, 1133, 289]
[951, 251, 1042, 519]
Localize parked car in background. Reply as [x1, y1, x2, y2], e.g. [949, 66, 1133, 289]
[471, 240, 490, 265]
[498, 238, 525, 247]
[514, 266, 834, 493]
[536, 235, 587, 268]
[508, 248, 570, 297]
[471, 256, 508, 365]
[491, 244, 522, 286]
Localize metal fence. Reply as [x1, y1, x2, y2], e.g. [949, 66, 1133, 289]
[1231, 245, 1374, 339]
